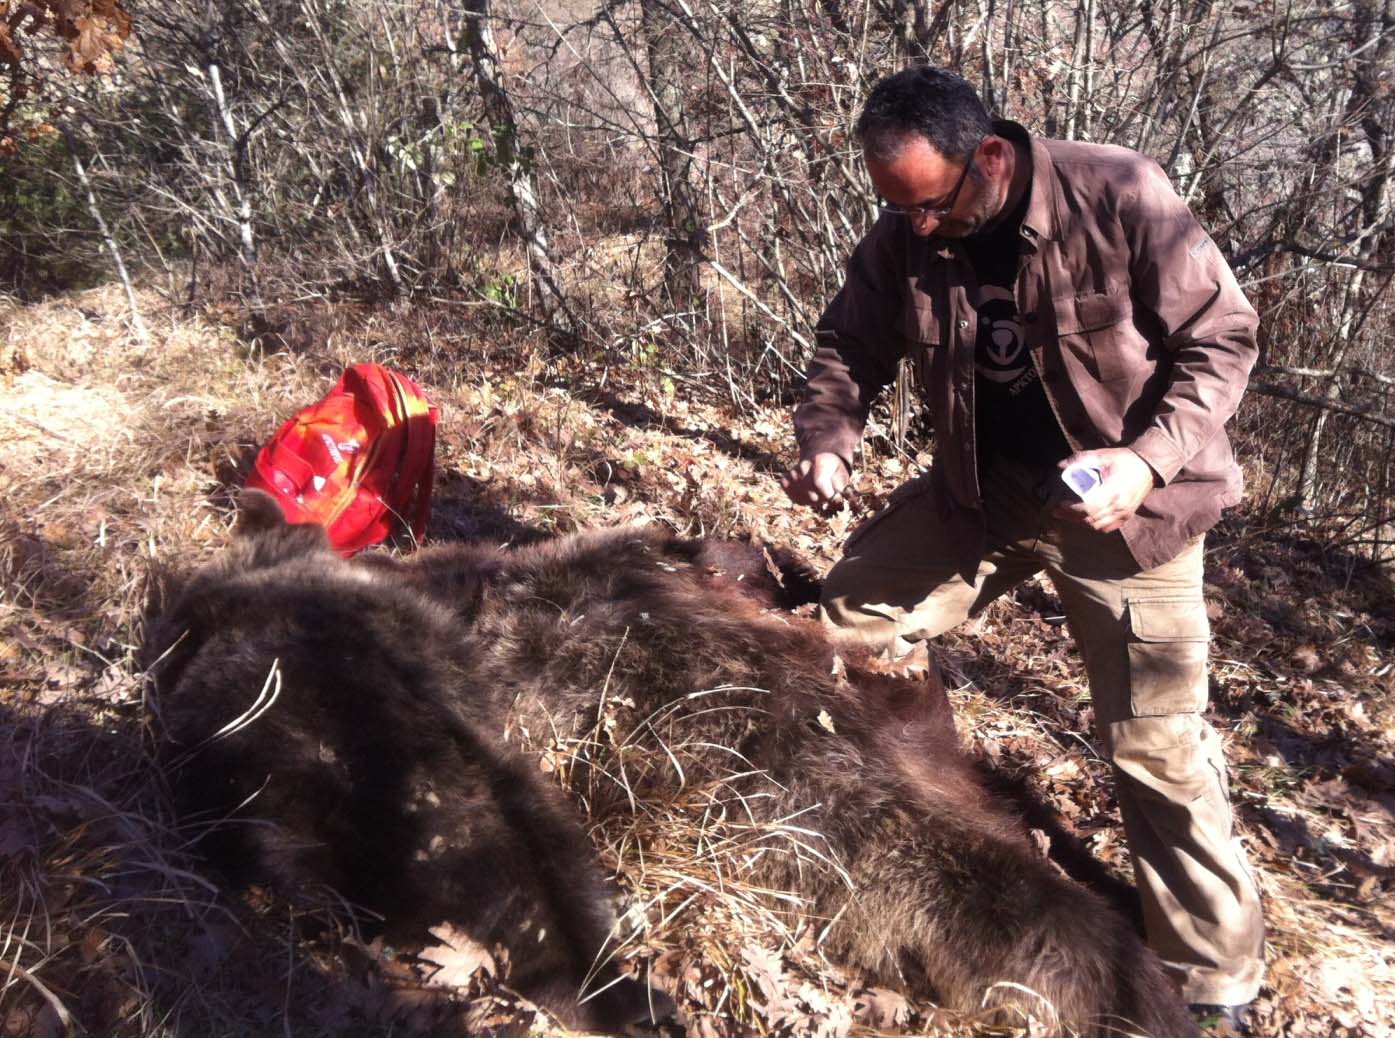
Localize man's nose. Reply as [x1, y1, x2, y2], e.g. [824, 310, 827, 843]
[910, 212, 939, 236]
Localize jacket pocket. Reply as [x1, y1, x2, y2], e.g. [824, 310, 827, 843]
[902, 302, 945, 346]
[1125, 595, 1209, 717]
[902, 303, 948, 408]
[1054, 289, 1136, 382]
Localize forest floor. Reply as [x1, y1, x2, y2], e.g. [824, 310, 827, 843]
[2, 282, 1394, 1038]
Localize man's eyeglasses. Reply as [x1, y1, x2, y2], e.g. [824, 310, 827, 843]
[877, 145, 978, 219]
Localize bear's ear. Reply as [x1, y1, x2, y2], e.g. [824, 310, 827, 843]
[234, 488, 289, 538]
[230, 488, 333, 565]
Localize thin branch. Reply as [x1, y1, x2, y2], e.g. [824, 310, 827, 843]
[1256, 364, 1395, 387]
[60, 126, 149, 343]
[1248, 379, 1395, 429]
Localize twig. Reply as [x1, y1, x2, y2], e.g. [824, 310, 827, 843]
[705, 259, 813, 357]
[1256, 364, 1395, 387]
[60, 126, 149, 343]
[0, 956, 75, 1036]
[1248, 380, 1395, 429]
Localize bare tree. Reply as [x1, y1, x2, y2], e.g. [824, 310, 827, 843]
[459, 0, 576, 337]
[11, 0, 1395, 543]
[1294, 0, 1395, 510]
[640, 0, 706, 316]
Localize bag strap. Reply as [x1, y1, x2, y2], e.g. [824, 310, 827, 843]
[343, 363, 394, 424]
[388, 371, 437, 545]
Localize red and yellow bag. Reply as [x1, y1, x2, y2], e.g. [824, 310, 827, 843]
[246, 363, 438, 555]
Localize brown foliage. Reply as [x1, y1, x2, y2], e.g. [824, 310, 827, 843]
[0, 0, 130, 72]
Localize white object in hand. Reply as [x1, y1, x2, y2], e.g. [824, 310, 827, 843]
[1061, 461, 1103, 499]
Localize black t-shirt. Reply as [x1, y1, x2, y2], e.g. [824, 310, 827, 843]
[962, 187, 1071, 471]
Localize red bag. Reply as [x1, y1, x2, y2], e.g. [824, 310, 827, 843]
[246, 363, 438, 555]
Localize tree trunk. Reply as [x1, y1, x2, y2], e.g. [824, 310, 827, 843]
[62, 127, 149, 342]
[640, 0, 705, 318]
[1295, 0, 1394, 509]
[884, 0, 948, 60]
[1297, 269, 1367, 510]
[460, 0, 576, 339]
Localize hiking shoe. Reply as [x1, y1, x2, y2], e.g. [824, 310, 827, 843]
[1190, 1003, 1252, 1036]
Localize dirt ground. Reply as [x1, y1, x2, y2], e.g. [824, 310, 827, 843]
[2, 284, 1393, 1037]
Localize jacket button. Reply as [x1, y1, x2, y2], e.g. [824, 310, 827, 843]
[957, 319, 969, 330]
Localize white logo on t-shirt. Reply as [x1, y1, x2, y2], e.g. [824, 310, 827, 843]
[974, 286, 1026, 385]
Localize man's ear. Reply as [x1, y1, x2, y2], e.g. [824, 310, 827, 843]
[234, 488, 289, 537]
[979, 135, 1013, 178]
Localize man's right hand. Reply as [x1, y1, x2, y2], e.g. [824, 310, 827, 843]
[781, 453, 852, 509]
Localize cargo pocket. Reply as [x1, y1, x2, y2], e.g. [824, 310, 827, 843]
[1125, 596, 1209, 716]
[841, 472, 935, 555]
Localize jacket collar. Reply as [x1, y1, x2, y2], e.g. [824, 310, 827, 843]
[993, 119, 1063, 243]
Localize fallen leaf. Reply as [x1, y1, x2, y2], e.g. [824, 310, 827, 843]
[739, 944, 785, 1005]
[854, 986, 910, 1029]
[1044, 757, 1081, 780]
[418, 923, 495, 987]
[1290, 645, 1321, 674]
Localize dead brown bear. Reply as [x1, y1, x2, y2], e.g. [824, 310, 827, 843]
[146, 491, 1197, 1037]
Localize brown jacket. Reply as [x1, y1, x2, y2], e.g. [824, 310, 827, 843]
[795, 121, 1259, 571]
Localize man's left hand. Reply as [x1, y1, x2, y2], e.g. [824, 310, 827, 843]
[1053, 448, 1158, 533]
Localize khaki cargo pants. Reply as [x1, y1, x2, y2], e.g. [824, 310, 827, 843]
[822, 460, 1264, 1006]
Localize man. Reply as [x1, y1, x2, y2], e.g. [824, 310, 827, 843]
[783, 66, 1263, 1028]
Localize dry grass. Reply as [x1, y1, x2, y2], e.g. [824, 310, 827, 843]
[2, 281, 1394, 1037]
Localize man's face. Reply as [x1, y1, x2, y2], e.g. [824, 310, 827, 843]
[865, 134, 997, 239]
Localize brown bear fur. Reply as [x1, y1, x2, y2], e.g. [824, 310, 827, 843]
[145, 492, 1197, 1037]
[144, 496, 645, 1031]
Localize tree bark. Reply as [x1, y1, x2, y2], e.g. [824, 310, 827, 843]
[460, 0, 576, 338]
[640, 0, 705, 318]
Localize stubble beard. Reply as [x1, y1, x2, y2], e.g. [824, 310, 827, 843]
[936, 170, 1001, 240]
